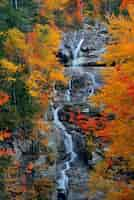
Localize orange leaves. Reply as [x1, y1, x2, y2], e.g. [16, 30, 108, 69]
[89, 5, 134, 200]
[25, 24, 65, 99]
[0, 131, 14, 156]
[0, 91, 9, 106]
[39, 93, 49, 107]
[26, 162, 34, 174]
[92, 0, 102, 15]
[0, 131, 11, 141]
[39, 0, 71, 21]
[96, 129, 109, 138]
[90, 6, 134, 194]
[76, 0, 83, 22]
[120, 0, 129, 9]
[107, 158, 113, 169]
[41, 138, 49, 146]
[127, 83, 134, 98]
[116, 65, 121, 72]
[120, 0, 134, 9]
[106, 187, 134, 200]
[27, 31, 37, 45]
[50, 71, 66, 83]
[36, 118, 50, 132]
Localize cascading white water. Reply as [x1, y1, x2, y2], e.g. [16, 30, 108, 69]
[72, 38, 84, 67]
[86, 72, 101, 97]
[54, 72, 98, 197]
[64, 38, 84, 102]
[54, 32, 103, 199]
[64, 80, 72, 102]
[53, 107, 76, 194]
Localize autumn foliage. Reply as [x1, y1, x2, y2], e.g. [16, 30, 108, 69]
[0, 0, 68, 199]
[0, 91, 9, 106]
[89, 4, 134, 200]
[120, 0, 134, 9]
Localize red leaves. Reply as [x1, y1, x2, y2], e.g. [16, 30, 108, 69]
[119, 74, 129, 82]
[107, 157, 113, 169]
[69, 112, 75, 123]
[0, 149, 15, 156]
[73, 112, 97, 132]
[76, 113, 88, 121]
[127, 83, 134, 98]
[0, 91, 9, 106]
[87, 118, 97, 127]
[67, 110, 109, 134]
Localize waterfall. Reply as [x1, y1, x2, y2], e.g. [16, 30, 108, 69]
[86, 72, 101, 97]
[64, 80, 72, 102]
[53, 107, 76, 197]
[72, 38, 84, 67]
[64, 38, 85, 102]
[54, 28, 105, 199]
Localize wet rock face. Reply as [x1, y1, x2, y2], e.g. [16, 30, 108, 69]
[59, 22, 108, 67]
[54, 22, 108, 200]
[72, 131, 89, 164]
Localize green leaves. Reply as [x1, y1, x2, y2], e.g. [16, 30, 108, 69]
[0, 0, 38, 32]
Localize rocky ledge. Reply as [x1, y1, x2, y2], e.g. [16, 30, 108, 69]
[58, 22, 108, 67]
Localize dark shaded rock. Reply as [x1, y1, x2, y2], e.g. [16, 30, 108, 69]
[57, 189, 68, 200]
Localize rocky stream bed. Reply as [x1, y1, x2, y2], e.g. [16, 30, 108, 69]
[51, 22, 108, 200]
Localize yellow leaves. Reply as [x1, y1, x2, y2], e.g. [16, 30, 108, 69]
[40, 0, 82, 26]
[4, 28, 27, 57]
[45, 26, 61, 49]
[26, 24, 61, 70]
[106, 187, 134, 200]
[35, 24, 61, 51]
[42, 0, 69, 11]
[89, 161, 114, 194]
[0, 59, 18, 73]
[36, 119, 50, 133]
[27, 70, 47, 97]
[39, 0, 70, 21]
[25, 23, 66, 102]
[49, 71, 67, 83]
[127, 4, 134, 22]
